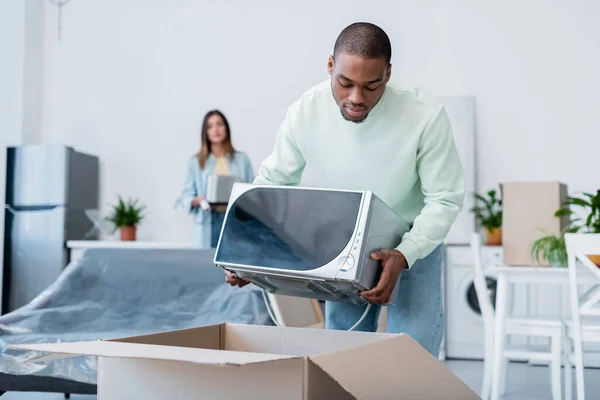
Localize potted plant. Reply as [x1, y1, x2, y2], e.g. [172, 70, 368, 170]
[531, 230, 570, 267]
[531, 189, 600, 267]
[106, 196, 146, 241]
[555, 189, 600, 266]
[471, 189, 503, 246]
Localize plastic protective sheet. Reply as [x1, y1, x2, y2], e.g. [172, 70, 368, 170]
[0, 248, 272, 385]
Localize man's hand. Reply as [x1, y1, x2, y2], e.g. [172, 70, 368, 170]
[224, 270, 251, 288]
[360, 249, 408, 304]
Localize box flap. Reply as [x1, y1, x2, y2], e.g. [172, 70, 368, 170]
[310, 335, 479, 399]
[107, 323, 222, 349]
[9, 340, 299, 366]
[306, 359, 356, 400]
[98, 356, 308, 400]
[223, 323, 395, 355]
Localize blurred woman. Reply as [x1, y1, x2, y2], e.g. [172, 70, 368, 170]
[179, 110, 254, 248]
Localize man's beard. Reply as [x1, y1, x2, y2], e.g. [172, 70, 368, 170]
[331, 86, 369, 124]
[340, 108, 368, 124]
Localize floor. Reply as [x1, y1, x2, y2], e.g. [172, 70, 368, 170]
[448, 360, 600, 399]
[2, 360, 600, 399]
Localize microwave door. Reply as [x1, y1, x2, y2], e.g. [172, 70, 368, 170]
[216, 187, 362, 271]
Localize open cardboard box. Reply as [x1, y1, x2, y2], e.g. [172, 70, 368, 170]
[11, 323, 478, 399]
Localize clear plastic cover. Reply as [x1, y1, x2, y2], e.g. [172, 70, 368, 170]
[0, 248, 272, 384]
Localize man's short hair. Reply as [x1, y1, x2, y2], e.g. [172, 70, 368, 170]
[333, 22, 392, 64]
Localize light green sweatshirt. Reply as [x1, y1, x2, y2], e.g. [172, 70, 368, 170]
[253, 79, 465, 268]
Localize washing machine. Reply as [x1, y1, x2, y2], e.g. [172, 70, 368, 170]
[445, 244, 507, 360]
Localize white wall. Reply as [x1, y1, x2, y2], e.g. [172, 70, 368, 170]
[22, 0, 45, 145]
[39, 0, 600, 242]
[0, 0, 27, 281]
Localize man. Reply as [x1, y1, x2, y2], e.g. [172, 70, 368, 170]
[225, 22, 465, 358]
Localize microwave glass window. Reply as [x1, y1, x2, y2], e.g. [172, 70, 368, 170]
[216, 188, 362, 270]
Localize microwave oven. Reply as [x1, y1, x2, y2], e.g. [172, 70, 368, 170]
[213, 184, 410, 305]
[205, 175, 241, 205]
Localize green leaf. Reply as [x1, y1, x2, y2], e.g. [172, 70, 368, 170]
[582, 192, 600, 208]
[471, 188, 502, 230]
[105, 195, 146, 229]
[564, 197, 592, 208]
[474, 193, 490, 205]
[530, 233, 567, 267]
[587, 213, 595, 227]
[554, 208, 572, 217]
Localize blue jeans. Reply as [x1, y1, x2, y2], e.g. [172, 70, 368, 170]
[211, 210, 226, 248]
[325, 245, 444, 358]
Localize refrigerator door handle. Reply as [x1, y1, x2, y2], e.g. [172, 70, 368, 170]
[4, 205, 17, 215]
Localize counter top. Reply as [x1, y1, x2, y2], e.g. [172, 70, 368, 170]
[66, 240, 194, 250]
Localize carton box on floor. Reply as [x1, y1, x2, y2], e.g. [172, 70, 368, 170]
[12, 323, 479, 399]
[501, 181, 569, 266]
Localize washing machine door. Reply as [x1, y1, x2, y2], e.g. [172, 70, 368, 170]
[466, 276, 497, 315]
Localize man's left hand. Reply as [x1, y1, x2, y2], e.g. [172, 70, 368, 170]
[360, 249, 408, 304]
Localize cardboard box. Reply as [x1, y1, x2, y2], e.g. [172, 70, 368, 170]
[501, 181, 569, 266]
[11, 323, 478, 399]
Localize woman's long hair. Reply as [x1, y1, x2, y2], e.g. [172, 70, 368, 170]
[197, 110, 235, 169]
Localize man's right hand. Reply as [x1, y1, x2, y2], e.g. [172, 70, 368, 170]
[224, 270, 251, 288]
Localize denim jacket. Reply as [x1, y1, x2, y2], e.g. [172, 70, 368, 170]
[177, 152, 254, 247]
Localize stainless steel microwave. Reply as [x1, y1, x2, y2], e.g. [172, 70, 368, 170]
[213, 184, 410, 305]
[206, 175, 241, 205]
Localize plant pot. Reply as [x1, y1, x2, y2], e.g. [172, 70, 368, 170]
[548, 249, 567, 268]
[120, 226, 137, 241]
[486, 227, 502, 246]
[587, 254, 600, 268]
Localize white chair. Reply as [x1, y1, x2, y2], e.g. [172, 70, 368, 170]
[564, 233, 600, 400]
[265, 292, 324, 329]
[471, 233, 564, 400]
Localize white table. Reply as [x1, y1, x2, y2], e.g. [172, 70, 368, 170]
[490, 266, 599, 400]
